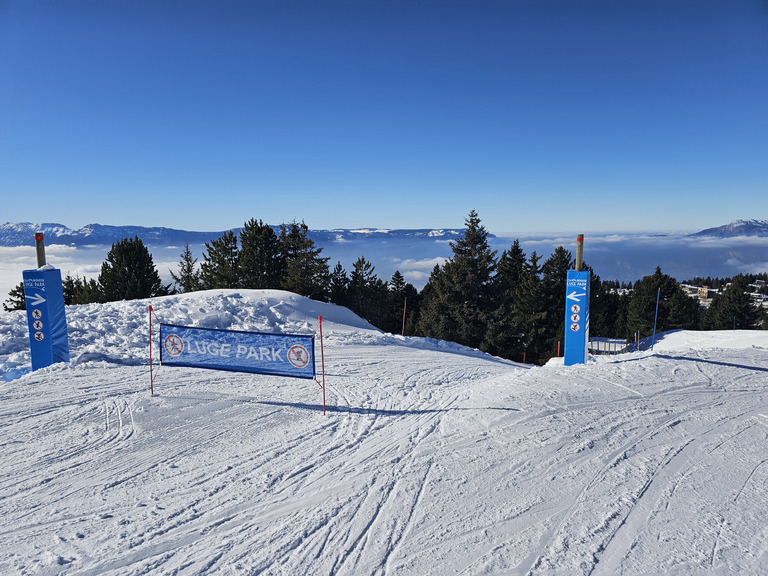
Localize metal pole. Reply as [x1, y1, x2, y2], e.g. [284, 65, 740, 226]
[319, 316, 326, 416]
[35, 231, 46, 267]
[575, 234, 584, 271]
[651, 288, 661, 351]
[149, 305, 154, 396]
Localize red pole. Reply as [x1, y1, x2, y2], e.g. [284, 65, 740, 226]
[149, 305, 154, 396]
[557, 340, 561, 357]
[319, 316, 326, 415]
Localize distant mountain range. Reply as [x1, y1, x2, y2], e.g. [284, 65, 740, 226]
[2, 220, 766, 295]
[1, 219, 766, 249]
[0, 222, 467, 247]
[688, 219, 768, 238]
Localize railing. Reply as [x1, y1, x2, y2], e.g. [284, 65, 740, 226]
[588, 338, 630, 355]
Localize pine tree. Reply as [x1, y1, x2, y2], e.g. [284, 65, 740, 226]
[417, 264, 456, 340]
[200, 230, 240, 289]
[63, 274, 102, 304]
[540, 246, 574, 356]
[626, 266, 692, 340]
[170, 242, 202, 293]
[666, 286, 700, 330]
[485, 240, 526, 359]
[588, 273, 625, 339]
[98, 236, 171, 302]
[704, 275, 762, 329]
[346, 256, 389, 327]
[3, 282, 26, 311]
[74, 277, 102, 304]
[516, 251, 546, 360]
[417, 210, 496, 350]
[239, 219, 284, 289]
[401, 282, 420, 336]
[495, 240, 526, 295]
[63, 275, 76, 305]
[279, 221, 330, 301]
[386, 270, 407, 334]
[329, 261, 349, 306]
[388, 270, 418, 335]
[348, 256, 378, 320]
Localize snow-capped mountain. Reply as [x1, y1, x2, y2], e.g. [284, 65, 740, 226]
[0, 222, 222, 247]
[0, 222, 468, 248]
[690, 219, 768, 238]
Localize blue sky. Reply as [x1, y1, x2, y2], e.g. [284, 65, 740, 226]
[1, 0, 766, 236]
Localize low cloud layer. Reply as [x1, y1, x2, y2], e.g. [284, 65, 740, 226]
[2, 233, 767, 305]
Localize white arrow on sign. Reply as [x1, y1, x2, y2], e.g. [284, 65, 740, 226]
[26, 293, 46, 306]
[567, 290, 586, 302]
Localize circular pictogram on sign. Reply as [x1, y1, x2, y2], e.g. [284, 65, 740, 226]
[164, 334, 184, 356]
[32, 309, 43, 320]
[288, 345, 310, 368]
[34, 331, 45, 341]
[570, 323, 580, 332]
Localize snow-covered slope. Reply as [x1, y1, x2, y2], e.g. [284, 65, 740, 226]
[1, 291, 768, 575]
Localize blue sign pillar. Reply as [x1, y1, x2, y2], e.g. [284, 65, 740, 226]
[564, 269, 591, 366]
[22, 268, 70, 370]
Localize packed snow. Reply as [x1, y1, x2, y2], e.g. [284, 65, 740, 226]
[1, 289, 768, 575]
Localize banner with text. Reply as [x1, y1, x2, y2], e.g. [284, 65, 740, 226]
[563, 270, 591, 366]
[159, 323, 315, 379]
[23, 268, 70, 371]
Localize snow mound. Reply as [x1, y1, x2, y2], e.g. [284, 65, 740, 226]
[651, 329, 768, 352]
[1, 290, 380, 375]
[149, 289, 379, 334]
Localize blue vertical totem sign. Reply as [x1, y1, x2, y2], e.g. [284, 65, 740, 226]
[564, 269, 591, 366]
[22, 267, 70, 370]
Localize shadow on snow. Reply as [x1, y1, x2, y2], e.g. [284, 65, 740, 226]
[256, 399, 521, 416]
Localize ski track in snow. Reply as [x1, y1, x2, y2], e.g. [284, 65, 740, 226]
[1, 289, 768, 575]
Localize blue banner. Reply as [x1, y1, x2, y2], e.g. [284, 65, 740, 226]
[159, 324, 316, 379]
[564, 270, 591, 366]
[23, 268, 70, 371]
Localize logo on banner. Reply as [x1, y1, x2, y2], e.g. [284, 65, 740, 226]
[164, 334, 184, 356]
[288, 345, 310, 368]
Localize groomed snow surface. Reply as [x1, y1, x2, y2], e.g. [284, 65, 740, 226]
[1, 290, 768, 575]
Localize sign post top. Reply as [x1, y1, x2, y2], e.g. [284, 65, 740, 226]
[575, 234, 584, 271]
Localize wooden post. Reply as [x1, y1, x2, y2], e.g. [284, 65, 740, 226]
[575, 234, 584, 271]
[35, 231, 46, 267]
